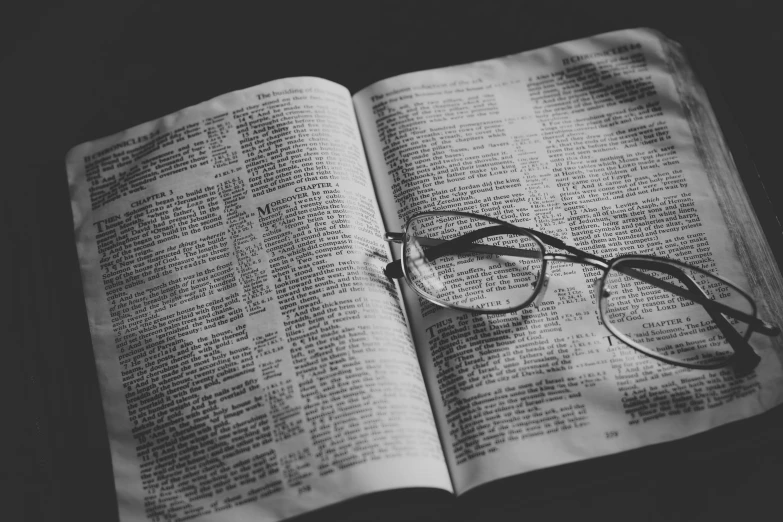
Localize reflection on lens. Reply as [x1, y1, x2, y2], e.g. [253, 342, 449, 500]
[601, 257, 754, 368]
[404, 213, 544, 312]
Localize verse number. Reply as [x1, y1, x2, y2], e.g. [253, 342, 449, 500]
[605, 431, 619, 439]
[298, 484, 312, 495]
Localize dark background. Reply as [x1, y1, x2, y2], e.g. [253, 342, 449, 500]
[5, 1, 782, 521]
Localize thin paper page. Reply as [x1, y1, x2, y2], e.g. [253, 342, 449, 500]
[67, 77, 451, 522]
[353, 28, 783, 493]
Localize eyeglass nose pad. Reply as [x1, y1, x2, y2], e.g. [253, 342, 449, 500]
[593, 277, 607, 299]
[532, 274, 550, 308]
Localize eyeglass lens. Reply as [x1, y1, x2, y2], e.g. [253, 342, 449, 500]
[405, 213, 544, 312]
[602, 258, 753, 367]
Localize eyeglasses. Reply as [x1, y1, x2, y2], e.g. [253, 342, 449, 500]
[384, 211, 780, 372]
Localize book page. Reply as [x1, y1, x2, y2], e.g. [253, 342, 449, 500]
[354, 28, 783, 493]
[67, 77, 451, 522]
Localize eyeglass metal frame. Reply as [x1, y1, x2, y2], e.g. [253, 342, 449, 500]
[384, 210, 780, 372]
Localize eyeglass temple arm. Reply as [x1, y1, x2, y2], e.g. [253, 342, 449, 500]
[385, 225, 601, 273]
[384, 229, 779, 337]
[384, 226, 529, 278]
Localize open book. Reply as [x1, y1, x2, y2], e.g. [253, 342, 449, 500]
[66, 28, 783, 522]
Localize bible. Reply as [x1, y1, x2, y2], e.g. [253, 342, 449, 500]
[65, 28, 783, 522]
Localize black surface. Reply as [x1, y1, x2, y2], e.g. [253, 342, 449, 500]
[6, 2, 782, 521]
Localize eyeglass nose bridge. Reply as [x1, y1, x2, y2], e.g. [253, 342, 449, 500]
[592, 277, 605, 299]
[532, 274, 550, 308]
